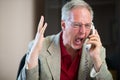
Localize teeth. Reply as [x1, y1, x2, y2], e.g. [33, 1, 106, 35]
[75, 38, 81, 45]
[75, 37, 84, 45]
[76, 38, 83, 41]
[76, 38, 80, 41]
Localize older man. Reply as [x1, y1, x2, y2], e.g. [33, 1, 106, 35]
[17, 0, 113, 80]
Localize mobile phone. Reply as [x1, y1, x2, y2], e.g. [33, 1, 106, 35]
[85, 23, 95, 51]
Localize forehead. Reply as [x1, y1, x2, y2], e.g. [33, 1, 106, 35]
[69, 7, 92, 22]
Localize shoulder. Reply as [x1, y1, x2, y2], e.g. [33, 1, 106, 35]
[44, 35, 56, 44]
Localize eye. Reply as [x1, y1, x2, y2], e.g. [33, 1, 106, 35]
[73, 23, 80, 28]
[85, 24, 91, 29]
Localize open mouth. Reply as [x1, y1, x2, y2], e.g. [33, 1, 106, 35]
[75, 38, 84, 45]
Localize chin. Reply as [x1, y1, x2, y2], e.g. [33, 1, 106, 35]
[72, 45, 82, 50]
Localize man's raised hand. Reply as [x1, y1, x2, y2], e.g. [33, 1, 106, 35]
[27, 16, 47, 69]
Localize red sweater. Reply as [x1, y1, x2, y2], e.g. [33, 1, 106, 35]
[60, 33, 82, 80]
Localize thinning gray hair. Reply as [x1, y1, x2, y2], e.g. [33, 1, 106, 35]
[61, 0, 94, 21]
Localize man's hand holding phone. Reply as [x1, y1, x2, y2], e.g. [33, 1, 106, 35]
[86, 23, 103, 72]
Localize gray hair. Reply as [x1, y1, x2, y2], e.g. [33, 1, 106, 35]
[61, 0, 94, 21]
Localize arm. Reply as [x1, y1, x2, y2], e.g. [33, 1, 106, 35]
[17, 41, 40, 80]
[87, 30, 113, 80]
[17, 16, 47, 80]
[27, 16, 47, 69]
[90, 47, 113, 80]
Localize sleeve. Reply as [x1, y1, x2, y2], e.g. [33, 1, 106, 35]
[17, 58, 39, 80]
[17, 41, 39, 80]
[90, 62, 113, 80]
[90, 47, 113, 80]
[26, 65, 39, 80]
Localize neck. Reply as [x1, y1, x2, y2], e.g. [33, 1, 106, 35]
[66, 45, 79, 60]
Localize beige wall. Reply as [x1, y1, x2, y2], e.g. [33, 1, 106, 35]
[0, 0, 35, 80]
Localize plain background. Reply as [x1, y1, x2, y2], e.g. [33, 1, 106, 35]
[0, 0, 35, 80]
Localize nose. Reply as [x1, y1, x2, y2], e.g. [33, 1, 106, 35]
[79, 25, 86, 34]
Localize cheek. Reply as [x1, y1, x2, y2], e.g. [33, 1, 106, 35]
[65, 28, 76, 41]
[86, 30, 91, 35]
[69, 29, 78, 42]
[86, 30, 91, 36]
[68, 28, 78, 36]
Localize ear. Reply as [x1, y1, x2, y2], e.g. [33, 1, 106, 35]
[61, 20, 66, 31]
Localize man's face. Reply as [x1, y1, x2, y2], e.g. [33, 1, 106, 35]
[61, 7, 92, 50]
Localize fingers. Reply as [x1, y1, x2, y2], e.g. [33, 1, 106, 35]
[40, 22, 47, 37]
[87, 30, 102, 47]
[89, 30, 100, 40]
[89, 38, 101, 47]
[37, 16, 47, 33]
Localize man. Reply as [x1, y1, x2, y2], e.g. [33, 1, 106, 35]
[17, 0, 113, 80]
